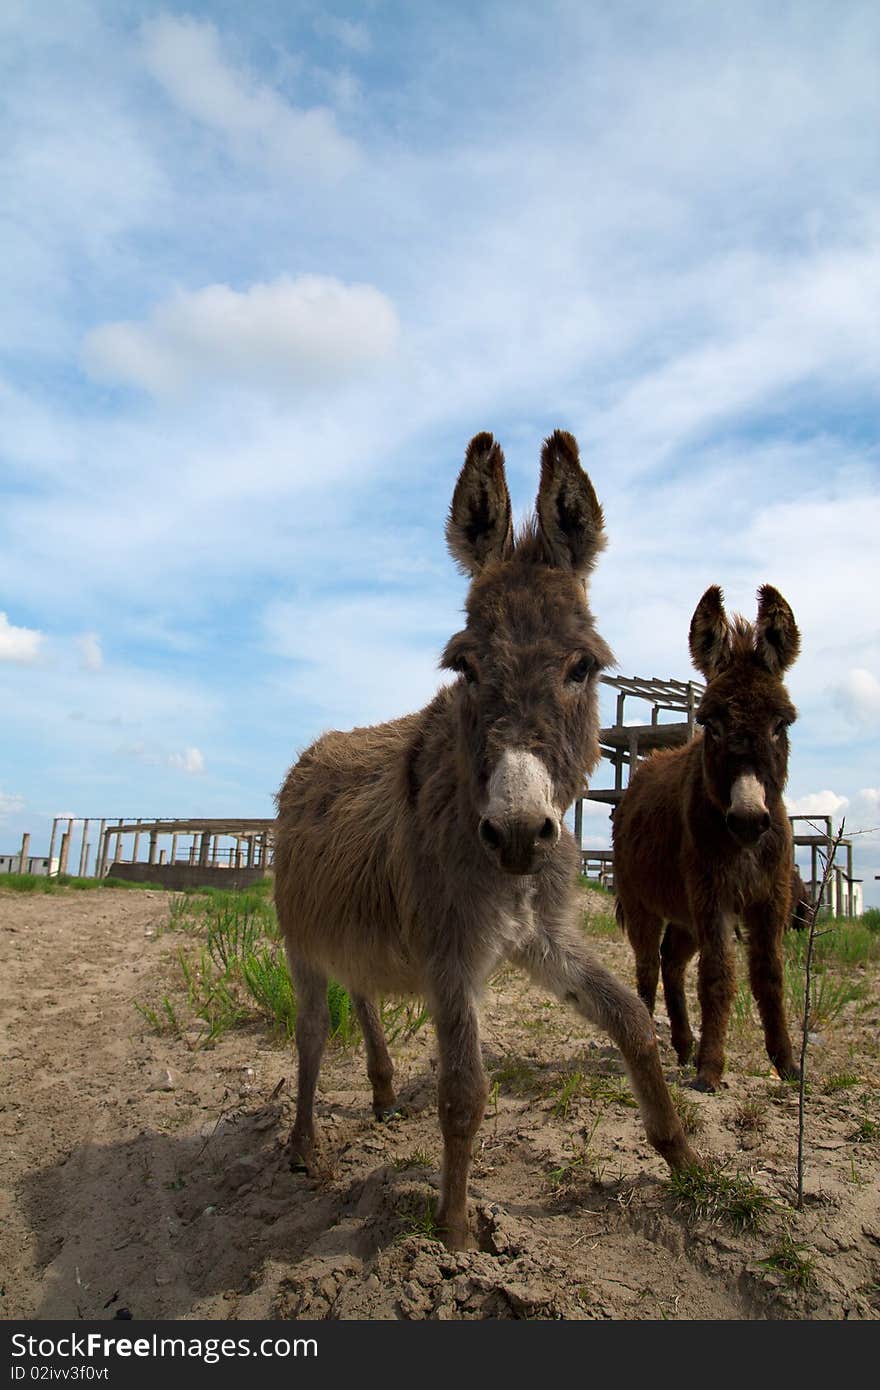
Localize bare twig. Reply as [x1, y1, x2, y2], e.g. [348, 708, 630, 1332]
[796, 818, 847, 1211]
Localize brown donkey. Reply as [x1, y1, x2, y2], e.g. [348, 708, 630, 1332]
[614, 584, 801, 1092]
[274, 431, 697, 1248]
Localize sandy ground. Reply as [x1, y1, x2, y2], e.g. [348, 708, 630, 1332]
[1, 885, 879, 1322]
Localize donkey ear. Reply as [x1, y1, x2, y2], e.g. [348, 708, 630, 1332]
[536, 430, 606, 577]
[689, 585, 731, 679]
[755, 585, 800, 674]
[446, 432, 513, 576]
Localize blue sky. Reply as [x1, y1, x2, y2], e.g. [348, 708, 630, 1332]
[1, 1, 879, 902]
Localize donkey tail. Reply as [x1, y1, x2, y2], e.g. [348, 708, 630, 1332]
[615, 896, 627, 937]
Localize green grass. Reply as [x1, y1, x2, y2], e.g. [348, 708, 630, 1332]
[577, 875, 615, 898]
[667, 1161, 774, 1230]
[140, 884, 422, 1051]
[784, 957, 866, 1027]
[757, 1233, 816, 1290]
[786, 921, 880, 971]
[381, 998, 430, 1043]
[669, 1083, 706, 1136]
[177, 946, 250, 1042]
[849, 1117, 879, 1143]
[822, 1072, 861, 1094]
[546, 1106, 612, 1191]
[1, 872, 166, 894]
[550, 1071, 586, 1120]
[240, 948, 297, 1038]
[723, 927, 875, 1039]
[581, 911, 619, 938]
[327, 980, 360, 1045]
[396, 1193, 439, 1240]
[732, 1097, 768, 1133]
[392, 1148, 433, 1170]
[491, 1055, 542, 1095]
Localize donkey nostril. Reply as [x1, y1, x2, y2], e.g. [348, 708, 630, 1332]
[537, 817, 556, 843]
[479, 818, 502, 851]
[761, 811, 771, 831]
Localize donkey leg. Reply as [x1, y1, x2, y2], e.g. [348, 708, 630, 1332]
[620, 900, 664, 1015]
[693, 915, 736, 1092]
[287, 956, 330, 1172]
[743, 902, 799, 1081]
[514, 924, 698, 1172]
[660, 924, 698, 1066]
[431, 995, 488, 1250]
[352, 994, 398, 1118]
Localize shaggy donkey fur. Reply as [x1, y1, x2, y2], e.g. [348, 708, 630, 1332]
[614, 584, 801, 1092]
[274, 431, 697, 1248]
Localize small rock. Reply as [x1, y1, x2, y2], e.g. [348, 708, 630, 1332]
[148, 1069, 175, 1092]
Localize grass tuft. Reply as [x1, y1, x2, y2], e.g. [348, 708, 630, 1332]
[757, 1233, 817, 1290]
[667, 1160, 774, 1230]
[669, 1083, 706, 1136]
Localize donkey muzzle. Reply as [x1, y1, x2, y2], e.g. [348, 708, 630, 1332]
[725, 773, 771, 846]
[479, 747, 561, 874]
[479, 813, 560, 874]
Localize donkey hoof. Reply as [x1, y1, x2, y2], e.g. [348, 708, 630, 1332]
[778, 1065, 801, 1084]
[691, 1074, 721, 1093]
[373, 1102, 402, 1122]
[286, 1137, 317, 1173]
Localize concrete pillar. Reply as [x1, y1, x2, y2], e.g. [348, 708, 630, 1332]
[97, 825, 110, 878]
[171, 833, 179, 865]
[47, 819, 59, 877]
[148, 830, 158, 865]
[94, 820, 107, 877]
[59, 830, 71, 875]
[199, 832, 210, 867]
[78, 819, 90, 877]
[211, 835, 218, 866]
[18, 832, 30, 874]
[159, 849, 167, 865]
[132, 819, 142, 864]
[573, 799, 583, 851]
[246, 836, 255, 867]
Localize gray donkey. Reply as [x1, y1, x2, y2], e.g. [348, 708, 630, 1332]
[274, 431, 697, 1248]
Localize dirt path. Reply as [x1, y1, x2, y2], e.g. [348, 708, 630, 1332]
[1, 888, 878, 1320]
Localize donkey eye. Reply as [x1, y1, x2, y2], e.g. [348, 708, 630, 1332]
[702, 719, 723, 740]
[567, 655, 596, 685]
[771, 719, 788, 739]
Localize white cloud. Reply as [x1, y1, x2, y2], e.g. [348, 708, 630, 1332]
[0, 612, 43, 663]
[0, 789, 25, 820]
[76, 631, 103, 672]
[168, 747, 205, 775]
[264, 592, 457, 729]
[140, 14, 358, 178]
[116, 743, 206, 776]
[786, 790, 850, 818]
[832, 668, 880, 726]
[82, 274, 400, 398]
